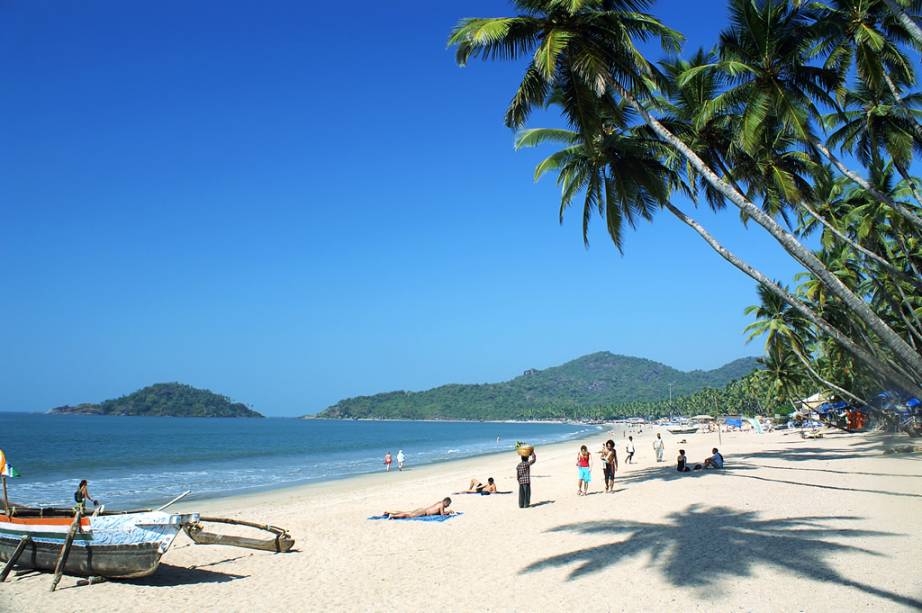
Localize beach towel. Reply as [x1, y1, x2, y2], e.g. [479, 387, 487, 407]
[368, 513, 463, 522]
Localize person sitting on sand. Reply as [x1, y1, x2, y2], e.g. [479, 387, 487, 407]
[703, 448, 724, 469]
[384, 497, 454, 519]
[465, 477, 497, 494]
[676, 450, 690, 473]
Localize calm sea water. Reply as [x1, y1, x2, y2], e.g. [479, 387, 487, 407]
[0, 413, 600, 509]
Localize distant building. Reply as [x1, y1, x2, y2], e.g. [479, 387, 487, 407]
[523, 369, 539, 376]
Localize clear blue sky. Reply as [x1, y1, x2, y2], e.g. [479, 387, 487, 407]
[1, 1, 810, 416]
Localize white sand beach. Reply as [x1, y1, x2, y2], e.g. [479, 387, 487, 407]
[4, 427, 921, 612]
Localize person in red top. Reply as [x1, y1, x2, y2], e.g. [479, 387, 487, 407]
[384, 451, 393, 472]
[576, 445, 593, 496]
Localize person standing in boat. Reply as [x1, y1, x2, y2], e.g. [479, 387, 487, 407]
[74, 479, 98, 512]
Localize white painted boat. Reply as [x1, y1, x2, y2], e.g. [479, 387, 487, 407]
[0, 508, 199, 578]
[666, 425, 699, 435]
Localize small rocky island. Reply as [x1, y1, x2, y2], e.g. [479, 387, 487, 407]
[49, 383, 263, 418]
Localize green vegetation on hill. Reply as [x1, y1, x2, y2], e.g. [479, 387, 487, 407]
[313, 352, 760, 420]
[49, 383, 263, 418]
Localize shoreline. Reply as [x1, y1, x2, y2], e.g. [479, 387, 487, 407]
[176, 424, 620, 513]
[5, 425, 921, 611]
[175, 423, 616, 512]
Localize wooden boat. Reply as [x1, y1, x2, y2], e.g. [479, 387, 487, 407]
[666, 425, 700, 435]
[183, 516, 294, 553]
[0, 507, 199, 579]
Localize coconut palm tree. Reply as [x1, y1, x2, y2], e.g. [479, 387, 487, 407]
[745, 283, 867, 404]
[516, 123, 922, 396]
[448, 0, 922, 379]
[824, 82, 922, 206]
[809, 0, 921, 128]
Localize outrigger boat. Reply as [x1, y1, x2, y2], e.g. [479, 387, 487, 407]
[0, 507, 198, 579]
[0, 449, 294, 589]
[666, 425, 699, 435]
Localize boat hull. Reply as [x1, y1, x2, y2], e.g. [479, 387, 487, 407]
[666, 426, 699, 435]
[0, 510, 198, 579]
[0, 537, 165, 578]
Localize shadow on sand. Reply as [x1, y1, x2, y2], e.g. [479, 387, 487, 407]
[521, 504, 919, 609]
[126, 563, 248, 587]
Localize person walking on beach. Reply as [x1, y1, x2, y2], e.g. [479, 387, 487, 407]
[625, 436, 636, 464]
[74, 479, 98, 512]
[396, 450, 406, 471]
[602, 440, 618, 493]
[653, 433, 665, 463]
[576, 445, 592, 495]
[516, 451, 536, 508]
[384, 451, 393, 472]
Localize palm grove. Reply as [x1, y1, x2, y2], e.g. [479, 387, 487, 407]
[448, 0, 922, 415]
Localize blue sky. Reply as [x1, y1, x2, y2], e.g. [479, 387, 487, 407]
[1, 1, 813, 416]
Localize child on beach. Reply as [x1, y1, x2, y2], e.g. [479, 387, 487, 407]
[576, 445, 592, 495]
[384, 451, 393, 472]
[516, 452, 537, 508]
[626, 436, 636, 464]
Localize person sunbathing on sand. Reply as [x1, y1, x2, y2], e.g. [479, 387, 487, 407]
[384, 497, 454, 519]
[465, 477, 497, 493]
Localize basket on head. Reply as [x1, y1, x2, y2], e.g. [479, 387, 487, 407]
[516, 445, 534, 458]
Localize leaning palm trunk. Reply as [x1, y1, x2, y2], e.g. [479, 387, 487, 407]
[810, 139, 922, 234]
[882, 72, 922, 150]
[894, 163, 922, 210]
[791, 347, 869, 408]
[882, 0, 922, 47]
[612, 81, 922, 377]
[798, 200, 922, 292]
[663, 201, 922, 397]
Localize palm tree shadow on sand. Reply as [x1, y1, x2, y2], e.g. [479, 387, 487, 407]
[521, 504, 920, 609]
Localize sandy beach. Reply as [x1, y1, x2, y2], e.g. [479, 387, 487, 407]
[4, 426, 921, 612]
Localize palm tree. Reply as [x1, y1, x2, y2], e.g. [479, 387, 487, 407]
[745, 284, 867, 405]
[824, 82, 922, 205]
[880, 0, 922, 47]
[809, 0, 921, 133]
[756, 345, 809, 411]
[448, 0, 922, 379]
[516, 124, 922, 396]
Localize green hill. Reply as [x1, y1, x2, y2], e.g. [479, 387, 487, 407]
[312, 352, 761, 420]
[49, 383, 263, 418]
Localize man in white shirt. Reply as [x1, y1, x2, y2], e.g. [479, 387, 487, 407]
[653, 433, 665, 462]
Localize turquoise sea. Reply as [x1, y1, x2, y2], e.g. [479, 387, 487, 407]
[0, 413, 600, 509]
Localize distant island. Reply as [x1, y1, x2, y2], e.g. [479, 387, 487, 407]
[310, 352, 761, 420]
[49, 383, 264, 418]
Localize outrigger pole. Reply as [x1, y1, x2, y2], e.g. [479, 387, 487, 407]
[1, 475, 9, 517]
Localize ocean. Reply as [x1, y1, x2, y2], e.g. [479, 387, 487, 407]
[0, 413, 601, 509]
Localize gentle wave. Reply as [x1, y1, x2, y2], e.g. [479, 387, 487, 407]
[1, 414, 603, 509]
